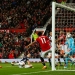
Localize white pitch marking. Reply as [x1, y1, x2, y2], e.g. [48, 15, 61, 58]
[5, 66, 17, 67]
[12, 70, 51, 75]
[55, 70, 75, 71]
[5, 66, 13, 67]
[12, 70, 75, 75]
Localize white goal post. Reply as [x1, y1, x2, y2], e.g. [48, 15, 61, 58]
[52, 2, 75, 71]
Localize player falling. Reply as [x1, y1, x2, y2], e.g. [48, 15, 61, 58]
[11, 51, 33, 68]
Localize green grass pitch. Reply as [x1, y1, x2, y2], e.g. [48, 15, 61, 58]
[0, 62, 75, 75]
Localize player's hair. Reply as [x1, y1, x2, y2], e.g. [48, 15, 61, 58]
[38, 32, 42, 36]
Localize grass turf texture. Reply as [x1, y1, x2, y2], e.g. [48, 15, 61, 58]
[0, 62, 75, 75]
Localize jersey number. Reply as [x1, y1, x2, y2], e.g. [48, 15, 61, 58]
[41, 38, 46, 44]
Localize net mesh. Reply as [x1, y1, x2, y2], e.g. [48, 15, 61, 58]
[55, 3, 75, 70]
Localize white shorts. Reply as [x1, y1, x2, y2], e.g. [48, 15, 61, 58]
[61, 44, 68, 53]
[48, 53, 58, 64]
[24, 65, 31, 68]
[19, 61, 25, 66]
[40, 48, 51, 58]
[48, 52, 58, 57]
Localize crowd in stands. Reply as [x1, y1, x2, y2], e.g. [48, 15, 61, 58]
[55, 9, 75, 28]
[0, 31, 31, 59]
[0, 0, 52, 59]
[46, 0, 75, 34]
[0, 0, 52, 29]
[0, 0, 74, 59]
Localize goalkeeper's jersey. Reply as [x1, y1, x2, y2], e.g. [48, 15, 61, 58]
[65, 37, 75, 49]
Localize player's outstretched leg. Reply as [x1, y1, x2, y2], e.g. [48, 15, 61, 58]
[40, 57, 47, 69]
[64, 57, 74, 68]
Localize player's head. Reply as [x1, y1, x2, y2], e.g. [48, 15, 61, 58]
[38, 32, 42, 36]
[66, 32, 71, 38]
[59, 30, 64, 35]
[24, 51, 31, 58]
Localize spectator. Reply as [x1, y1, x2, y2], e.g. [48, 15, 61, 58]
[0, 52, 2, 59]
[8, 50, 15, 59]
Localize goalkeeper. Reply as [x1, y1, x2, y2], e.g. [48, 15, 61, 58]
[64, 32, 75, 68]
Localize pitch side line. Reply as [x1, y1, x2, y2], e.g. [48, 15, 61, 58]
[12, 70, 51, 75]
[12, 70, 75, 75]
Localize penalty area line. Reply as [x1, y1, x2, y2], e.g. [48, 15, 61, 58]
[11, 70, 51, 75]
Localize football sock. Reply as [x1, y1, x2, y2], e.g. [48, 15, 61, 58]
[58, 58, 61, 65]
[48, 58, 51, 66]
[40, 57, 46, 66]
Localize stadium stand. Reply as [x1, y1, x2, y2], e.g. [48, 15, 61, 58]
[0, 0, 52, 59]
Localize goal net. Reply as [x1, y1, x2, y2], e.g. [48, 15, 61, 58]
[52, 2, 75, 71]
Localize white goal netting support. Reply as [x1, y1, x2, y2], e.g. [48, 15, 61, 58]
[52, 2, 75, 71]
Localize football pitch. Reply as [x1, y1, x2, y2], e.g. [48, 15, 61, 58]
[0, 62, 75, 75]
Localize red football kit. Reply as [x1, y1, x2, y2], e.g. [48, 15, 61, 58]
[36, 35, 51, 52]
[58, 34, 66, 44]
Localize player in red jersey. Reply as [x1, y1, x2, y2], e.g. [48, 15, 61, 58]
[28, 32, 51, 69]
[33, 32, 51, 69]
[36, 32, 51, 52]
[57, 30, 66, 45]
[56, 30, 66, 54]
[56, 30, 66, 65]
[36, 32, 51, 69]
